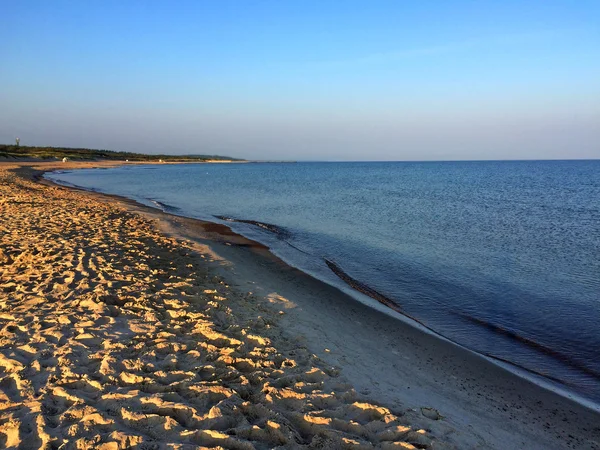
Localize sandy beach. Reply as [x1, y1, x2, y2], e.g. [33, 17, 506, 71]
[1, 161, 599, 449]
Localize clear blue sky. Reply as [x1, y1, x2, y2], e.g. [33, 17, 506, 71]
[1, 1, 599, 160]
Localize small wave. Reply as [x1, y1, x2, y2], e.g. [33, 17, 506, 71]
[482, 354, 569, 385]
[148, 199, 180, 213]
[214, 215, 290, 239]
[458, 313, 600, 381]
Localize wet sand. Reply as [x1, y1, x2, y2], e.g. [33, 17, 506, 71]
[1, 161, 599, 449]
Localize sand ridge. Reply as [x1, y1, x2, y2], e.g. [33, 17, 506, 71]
[0, 163, 451, 449]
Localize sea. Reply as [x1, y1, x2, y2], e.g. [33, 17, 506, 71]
[46, 160, 600, 407]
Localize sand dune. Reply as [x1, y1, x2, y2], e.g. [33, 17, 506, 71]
[0, 163, 450, 449]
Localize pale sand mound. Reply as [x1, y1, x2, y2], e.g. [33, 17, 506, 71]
[0, 164, 451, 449]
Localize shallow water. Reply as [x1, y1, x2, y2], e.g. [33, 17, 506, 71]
[48, 160, 600, 404]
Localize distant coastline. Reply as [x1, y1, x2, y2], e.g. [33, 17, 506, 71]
[0, 144, 243, 162]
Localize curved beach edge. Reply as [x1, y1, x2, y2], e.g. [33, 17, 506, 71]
[26, 161, 600, 449]
[2, 160, 456, 450]
[44, 163, 600, 414]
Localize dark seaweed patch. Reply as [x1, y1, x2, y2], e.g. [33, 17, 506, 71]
[324, 259, 404, 314]
[214, 215, 290, 239]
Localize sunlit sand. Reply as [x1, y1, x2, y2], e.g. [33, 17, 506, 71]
[0, 162, 443, 449]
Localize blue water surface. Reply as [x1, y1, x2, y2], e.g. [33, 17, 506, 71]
[48, 160, 600, 404]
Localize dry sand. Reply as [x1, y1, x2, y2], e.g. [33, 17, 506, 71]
[1, 161, 599, 450]
[0, 162, 450, 449]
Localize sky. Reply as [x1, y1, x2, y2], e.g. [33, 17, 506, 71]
[1, 1, 599, 161]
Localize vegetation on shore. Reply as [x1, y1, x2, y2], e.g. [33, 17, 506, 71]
[0, 144, 243, 162]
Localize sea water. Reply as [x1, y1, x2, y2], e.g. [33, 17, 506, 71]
[47, 160, 600, 405]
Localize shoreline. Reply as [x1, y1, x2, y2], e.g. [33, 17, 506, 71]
[40, 164, 600, 430]
[3, 160, 453, 449]
[3, 161, 600, 449]
[44, 163, 600, 414]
